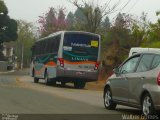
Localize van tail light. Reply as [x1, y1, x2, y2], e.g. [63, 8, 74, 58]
[157, 72, 160, 86]
[95, 61, 101, 70]
[58, 58, 64, 67]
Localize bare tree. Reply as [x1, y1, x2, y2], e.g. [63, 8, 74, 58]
[68, 0, 122, 32]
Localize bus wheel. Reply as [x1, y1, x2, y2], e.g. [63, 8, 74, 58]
[34, 77, 39, 83]
[51, 78, 56, 86]
[61, 82, 66, 87]
[74, 80, 86, 89]
[44, 71, 51, 85]
[33, 70, 39, 83]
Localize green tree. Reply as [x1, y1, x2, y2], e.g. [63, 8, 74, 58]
[72, 2, 102, 32]
[57, 8, 68, 30]
[102, 13, 133, 72]
[156, 11, 160, 16]
[102, 16, 110, 30]
[66, 12, 75, 30]
[0, 0, 18, 60]
[38, 7, 68, 37]
[73, 8, 87, 31]
[43, 7, 57, 36]
[141, 21, 160, 48]
[15, 20, 35, 68]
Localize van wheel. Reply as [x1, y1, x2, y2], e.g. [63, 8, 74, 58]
[34, 77, 39, 83]
[142, 93, 155, 117]
[74, 80, 86, 89]
[104, 88, 117, 110]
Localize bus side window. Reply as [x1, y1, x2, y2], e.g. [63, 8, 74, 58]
[39, 42, 43, 55]
[54, 35, 60, 52]
[48, 37, 54, 53]
[43, 41, 46, 54]
[48, 35, 61, 53]
[34, 44, 38, 55]
[44, 39, 49, 54]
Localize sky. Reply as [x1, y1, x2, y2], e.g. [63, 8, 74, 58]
[3, 0, 160, 23]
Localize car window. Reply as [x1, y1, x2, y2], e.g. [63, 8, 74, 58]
[120, 56, 140, 74]
[136, 54, 154, 72]
[151, 55, 160, 69]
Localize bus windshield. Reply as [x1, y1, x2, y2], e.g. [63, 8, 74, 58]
[63, 33, 99, 62]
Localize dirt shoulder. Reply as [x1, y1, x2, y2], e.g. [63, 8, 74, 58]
[86, 80, 105, 91]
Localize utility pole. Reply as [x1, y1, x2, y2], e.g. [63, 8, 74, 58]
[21, 44, 24, 69]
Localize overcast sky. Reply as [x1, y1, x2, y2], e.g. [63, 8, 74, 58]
[3, 0, 160, 23]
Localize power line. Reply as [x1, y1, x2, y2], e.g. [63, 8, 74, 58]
[111, 0, 131, 20]
[127, 0, 140, 13]
[112, 0, 140, 20]
[120, 0, 132, 12]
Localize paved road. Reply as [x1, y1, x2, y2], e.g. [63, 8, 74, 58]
[0, 70, 142, 120]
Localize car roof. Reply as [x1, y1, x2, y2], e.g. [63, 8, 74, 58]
[130, 51, 160, 57]
[129, 47, 160, 57]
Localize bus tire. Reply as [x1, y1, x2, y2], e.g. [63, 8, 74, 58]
[32, 69, 35, 77]
[33, 69, 39, 83]
[44, 71, 55, 86]
[51, 78, 56, 86]
[74, 80, 86, 89]
[34, 77, 39, 83]
[61, 81, 66, 87]
[44, 71, 50, 85]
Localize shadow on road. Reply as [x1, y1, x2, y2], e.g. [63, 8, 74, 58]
[37, 81, 77, 89]
[116, 108, 141, 115]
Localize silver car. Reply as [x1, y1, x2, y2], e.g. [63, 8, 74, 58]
[103, 52, 160, 116]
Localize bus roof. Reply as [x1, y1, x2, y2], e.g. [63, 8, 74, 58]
[36, 31, 100, 43]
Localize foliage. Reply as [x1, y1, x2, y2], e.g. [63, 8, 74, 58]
[14, 20, 35, 68]
[38, 7, 68, 37]
[102, 13, 133, 70]
[0, 0, 17, 42]
[0, 0, 8, 16]
[69, 0, 121, 33]
[101, 11, 160, 74]
[101, 16, 110, 30]
[141, 21, 160, 47]
[66, 12, 75, 30]
[36, 1, 160, 79]
[0, 0, 18, 60]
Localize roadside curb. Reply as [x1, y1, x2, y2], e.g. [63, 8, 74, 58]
[0, 70, 15, 74]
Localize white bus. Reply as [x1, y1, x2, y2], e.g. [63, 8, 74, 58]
[31, 31, 101, 89]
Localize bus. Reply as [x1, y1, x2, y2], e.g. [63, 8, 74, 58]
[31, 31, 101, 89]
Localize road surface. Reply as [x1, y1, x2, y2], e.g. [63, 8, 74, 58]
[0, 70, 142, 120]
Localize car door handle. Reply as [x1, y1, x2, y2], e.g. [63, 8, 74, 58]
[141, 77, 145, 80]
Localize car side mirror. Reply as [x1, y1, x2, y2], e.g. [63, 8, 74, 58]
[113, 68, 120, 75]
